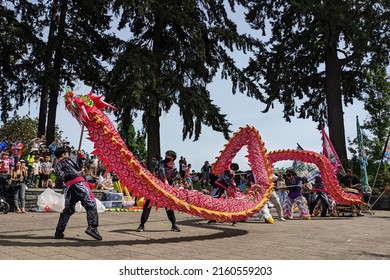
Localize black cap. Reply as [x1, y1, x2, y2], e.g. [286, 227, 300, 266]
[230, 163, 239, 171]
[54, 147, 68, 158]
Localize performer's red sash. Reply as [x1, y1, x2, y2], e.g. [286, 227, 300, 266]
[65, 176, 85, 187]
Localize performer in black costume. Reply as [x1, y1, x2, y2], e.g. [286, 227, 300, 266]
[340, 168, 361, 191]
[309, 176, 330, 217]
[136, 150, 181, 232]
[207, 163, 239, 225]
[54, 147, 102, 240]
[339, 168, 365, 216]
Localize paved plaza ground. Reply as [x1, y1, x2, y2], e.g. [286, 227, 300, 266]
[0, 207, 389, 260]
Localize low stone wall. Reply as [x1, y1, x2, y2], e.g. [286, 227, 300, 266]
[369, 194, 390, 210]
[2, 187, 390, 212]
[3, 187, 106, 211]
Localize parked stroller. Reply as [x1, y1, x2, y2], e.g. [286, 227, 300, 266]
[0, 173, 11, 214]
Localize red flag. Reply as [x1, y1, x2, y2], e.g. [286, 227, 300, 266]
[321, 127, 343, 173]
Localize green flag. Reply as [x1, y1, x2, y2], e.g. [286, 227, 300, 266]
[356, 116, 369, 192]
[383, 130, 390, 164]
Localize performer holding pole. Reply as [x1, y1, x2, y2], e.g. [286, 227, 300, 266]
[54, 147, 102, 240]
[282, 170, 310, 220]
[207, 163, 240, 225]
[309, 176, 330, 217]
[136, 150, 181, 232]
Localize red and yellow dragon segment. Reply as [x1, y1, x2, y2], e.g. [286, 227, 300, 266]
[64, 90, 363, 222]
[65, 90, 273, 222]
[211, 127, 362, 205]
[267, 150, 362, 205]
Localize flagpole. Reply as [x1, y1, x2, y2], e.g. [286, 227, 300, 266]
[356, 116, 369, 192]
[368, 130, 390, 211]
[368, 160, 383, 210]
[78, 125, 85, 151]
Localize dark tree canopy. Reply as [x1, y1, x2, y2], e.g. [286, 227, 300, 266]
[1, 0, 118, 145]
[347, 66, 390, 193]
[105, 0, 262, 167]
[243, 0, 390, 163]
[362, 66, 390, 152]
[1, 0, 389, 173]
[0, 1, 44, 122]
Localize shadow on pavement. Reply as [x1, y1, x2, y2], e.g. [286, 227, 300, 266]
[0, 219, 249, 248]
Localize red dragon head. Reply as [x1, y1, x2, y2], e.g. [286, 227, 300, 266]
[64, 89, 117, 124]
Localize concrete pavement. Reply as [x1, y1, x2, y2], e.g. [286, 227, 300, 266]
[0, 208, 389, 260]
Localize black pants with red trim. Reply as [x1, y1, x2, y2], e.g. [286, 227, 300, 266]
[55, 181, 99, 232]
[139, 199, 176, 227]
[309, 191, 330, 217]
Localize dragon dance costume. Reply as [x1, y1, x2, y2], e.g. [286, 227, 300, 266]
[207, 163, 239, 225]
[283, 172, 310, 220]
[137, 154, 180, 232]
[61, 91, 363, 224]
[210, 168, 237, 199]
[309, 176, 330, 217]
[247, 173, 285, 223]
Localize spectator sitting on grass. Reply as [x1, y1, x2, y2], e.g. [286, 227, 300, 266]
[98, 171, 114, 191]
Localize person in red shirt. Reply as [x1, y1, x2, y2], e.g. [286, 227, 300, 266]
[0, 152, 11, 174]
[183, 164, 193, 190]
[11, 138, 24, 163]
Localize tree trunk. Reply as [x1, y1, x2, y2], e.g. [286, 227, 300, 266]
[325, 37, 348, 165]
[37, 1, 59, 138]
[146, 102, 161, 171]
[146, 14, 164, 170]
[46, 90, 58, 146]
[37, 0, 59, 140]
[37, 86, 48, 138]
[46, 0, 68, 145]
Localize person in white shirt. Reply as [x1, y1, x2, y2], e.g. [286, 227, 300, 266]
[31, 157, 41, 187]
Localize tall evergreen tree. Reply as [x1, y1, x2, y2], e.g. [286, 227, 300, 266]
[35, 0, 119, 145]
[243, 0, 390, 163]
[352, 66, 390, 192]
[0, 1, 44, 123]
[106, 0, 261, 168]
[1, 1, 119, 145]
[362, 66, 390, 157]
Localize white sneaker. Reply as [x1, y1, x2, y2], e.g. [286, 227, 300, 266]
[279, 217, 286, 221]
